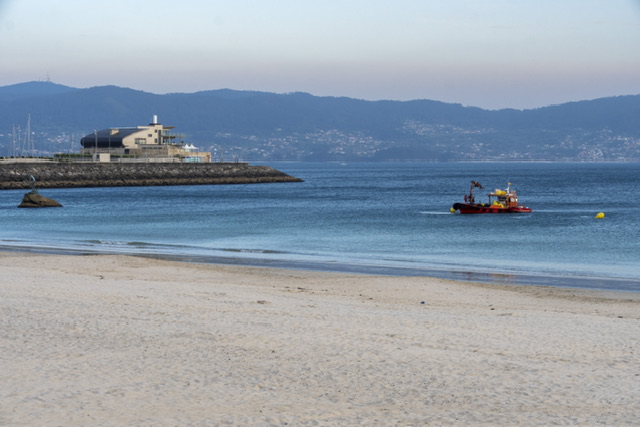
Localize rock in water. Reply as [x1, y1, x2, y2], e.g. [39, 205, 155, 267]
[18, 192, 63, 208]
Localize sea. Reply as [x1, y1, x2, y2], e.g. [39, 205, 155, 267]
[1, 162, 639, 292]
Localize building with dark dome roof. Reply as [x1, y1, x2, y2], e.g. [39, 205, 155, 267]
[80, 115, 210, 162]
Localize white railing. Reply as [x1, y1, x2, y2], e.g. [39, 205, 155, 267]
[0, 158, 54, 163]
[111, 157, 183, 163]
[1, 157, 217, 164]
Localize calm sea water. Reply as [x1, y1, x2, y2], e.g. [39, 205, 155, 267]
[1, 162, 639, 291]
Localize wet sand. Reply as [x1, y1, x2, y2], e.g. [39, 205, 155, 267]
[1, 252, 639, 426]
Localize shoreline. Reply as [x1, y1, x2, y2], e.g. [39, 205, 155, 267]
[2, 251, 639, 425]
[2, 243, 640, 293]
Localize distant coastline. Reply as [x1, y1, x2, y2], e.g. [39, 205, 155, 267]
[2, 81, 640, 163]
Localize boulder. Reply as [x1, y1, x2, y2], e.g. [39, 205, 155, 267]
[18, 191, 63, 208]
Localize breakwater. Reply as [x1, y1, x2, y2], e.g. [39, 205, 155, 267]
[0, 162, 303, 190]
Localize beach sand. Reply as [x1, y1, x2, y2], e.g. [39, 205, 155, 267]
[1, 252, 639, 426]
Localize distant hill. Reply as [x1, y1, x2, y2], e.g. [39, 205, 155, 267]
[0, 81, 78, 102]
[1, 81, 639, 161]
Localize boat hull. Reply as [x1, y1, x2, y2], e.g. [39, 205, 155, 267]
[452, 203, 532, 214]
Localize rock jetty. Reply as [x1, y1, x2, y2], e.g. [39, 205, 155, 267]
[0, 162, 303, 190]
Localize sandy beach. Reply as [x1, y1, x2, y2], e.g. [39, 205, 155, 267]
[1, 252, 639, 426]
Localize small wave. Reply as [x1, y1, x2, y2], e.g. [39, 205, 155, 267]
[80, 239, 193, 252]
[221, 248, 288, 255]
[83, 240, 103, 245]
[420, 211, 455, 215]
[81, 239, 153, 247]
[127, 241, 157, 247]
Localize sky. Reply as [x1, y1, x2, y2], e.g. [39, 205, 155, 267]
[1, 0, 639, 110]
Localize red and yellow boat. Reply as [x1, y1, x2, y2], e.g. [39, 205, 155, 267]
[452, 181, 532, 214]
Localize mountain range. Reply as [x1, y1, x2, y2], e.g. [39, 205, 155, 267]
[1, 81, 639, 162]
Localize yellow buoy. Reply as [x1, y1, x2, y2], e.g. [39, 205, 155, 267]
[595, 212, 605, 219]
[450, 207, 456, 213]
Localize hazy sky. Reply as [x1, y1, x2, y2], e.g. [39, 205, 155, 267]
[1, 0, 639, 109]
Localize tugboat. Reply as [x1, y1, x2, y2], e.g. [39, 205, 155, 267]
[452, 181, 532, 214]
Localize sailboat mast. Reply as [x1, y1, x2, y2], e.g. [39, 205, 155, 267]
[21, 114, 32, 157]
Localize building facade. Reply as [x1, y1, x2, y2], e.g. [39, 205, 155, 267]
[80, 116, 211, 162]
